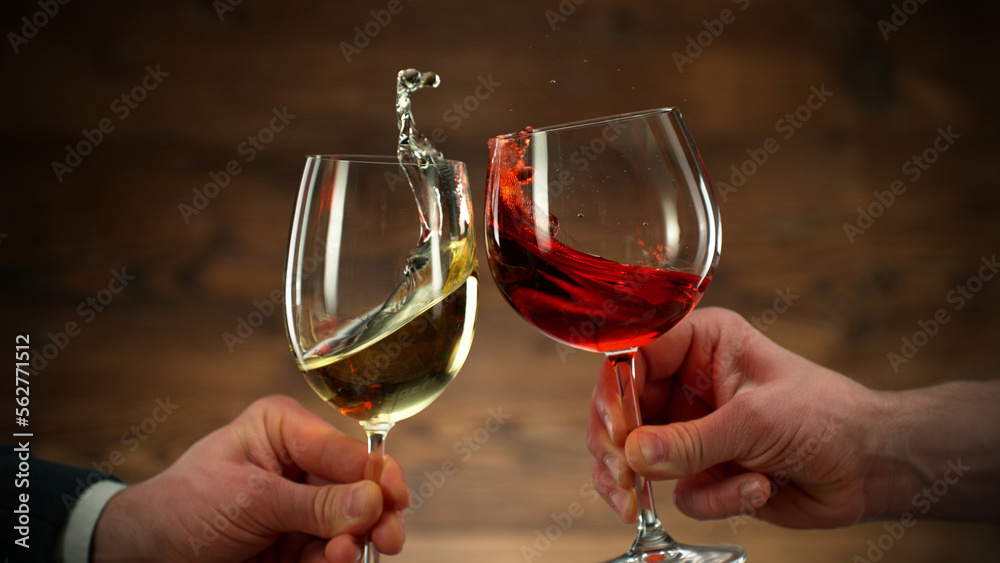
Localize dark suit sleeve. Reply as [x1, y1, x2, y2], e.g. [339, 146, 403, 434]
[4, 443, 121, 563]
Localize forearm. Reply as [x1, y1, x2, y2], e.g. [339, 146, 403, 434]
[876, 380, 1000, 522]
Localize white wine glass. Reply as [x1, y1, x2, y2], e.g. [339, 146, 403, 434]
[283, 155, 477, 562]
[485, 109, 745, 562]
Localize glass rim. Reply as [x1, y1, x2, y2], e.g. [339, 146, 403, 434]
[304, 154, 465, 166]
[490, 107, 680, 140]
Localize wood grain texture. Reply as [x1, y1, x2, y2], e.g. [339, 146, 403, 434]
[2, 0, 999, 561]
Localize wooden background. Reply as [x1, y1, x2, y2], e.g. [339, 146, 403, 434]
[2, 0, 999, 561]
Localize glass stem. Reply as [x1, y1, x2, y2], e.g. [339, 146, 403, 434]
[361, 423, 393, 563]
[608, 350, 676, 555]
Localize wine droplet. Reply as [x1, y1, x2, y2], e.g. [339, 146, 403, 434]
[397, 68, 442, 165]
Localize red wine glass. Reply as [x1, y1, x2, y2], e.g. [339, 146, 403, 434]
[485, 109, 744, 562]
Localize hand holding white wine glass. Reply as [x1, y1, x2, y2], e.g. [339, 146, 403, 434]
[283, 69, 476, 562]
[283, 155, 477, 562]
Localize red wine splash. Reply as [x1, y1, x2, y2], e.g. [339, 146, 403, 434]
[486, 132, 709, 353]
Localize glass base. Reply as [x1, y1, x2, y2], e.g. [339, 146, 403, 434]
[603, 542, 747, 563]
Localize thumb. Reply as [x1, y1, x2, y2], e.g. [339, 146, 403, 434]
[260, 478, 383, 539]
[624, 409, 741, 480]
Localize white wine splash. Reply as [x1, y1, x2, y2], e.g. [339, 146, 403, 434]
[301, 70, 477, 425]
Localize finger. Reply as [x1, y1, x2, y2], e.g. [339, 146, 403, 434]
[637, 308, 701, 384]
[380, 455, 410, 510]
[586, 409, 632, 491]
[593, 360, 629, 445]
[267, 533, 319, 563]
[260, 476, 383, 539]
[589, 450, 636, 524]
[640, 308, 750, 404]
[239, 395, 371, 483]
[673, 471, 771, 521]
[305, 474, 336, 487]
[587, 365, 633, 519]
[371, 506, 406, 555]
[301, 454, 407, 509]
[587, 416, 637, 521]
[294, 538, 333, 563]
[324, 535, 363, 563]
[624, 405, 749, 480]
[586, 402, 634, 523]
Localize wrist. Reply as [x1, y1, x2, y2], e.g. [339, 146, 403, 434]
[49, 480, 128, 563]
[91, 482, 157, 562]
[858, 389, 925, 522]
[864, 381, 1000, 522]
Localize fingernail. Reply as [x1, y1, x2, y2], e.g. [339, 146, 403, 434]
[740, 481, 766, 508]
[610, 490, 629, 516]
[346, 484, 369, 519]
[353, 544, 364, 563]
[637, 432, 663, 465]
[604, 454, 624, 481]
[602, 411, 614, 437]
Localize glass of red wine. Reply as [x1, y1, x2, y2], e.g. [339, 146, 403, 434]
[485, 108, 745, 562]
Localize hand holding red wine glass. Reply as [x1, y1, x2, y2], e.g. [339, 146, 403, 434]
[485, 109, 745, 562]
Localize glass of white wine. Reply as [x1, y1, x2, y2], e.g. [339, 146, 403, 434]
[283, 154, 477, 562]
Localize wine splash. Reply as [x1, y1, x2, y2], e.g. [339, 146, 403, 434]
[300, 70, 478, 424]
[487, 131, 708, 353]
[396, 68, 443, 166]
[388, 68, 475, 303]
[303, 275, 477, 425]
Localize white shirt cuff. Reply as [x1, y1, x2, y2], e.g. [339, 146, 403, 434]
[54, 480, 128, 563]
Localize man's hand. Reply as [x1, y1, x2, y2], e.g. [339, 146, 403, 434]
[93, 395, 409, 562]
[588, 307, 898, 529]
